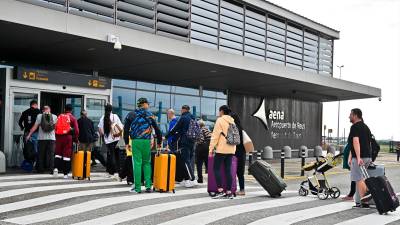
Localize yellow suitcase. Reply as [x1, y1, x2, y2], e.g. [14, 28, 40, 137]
[153, 151, 176, 193]
[72, 150, 91, 180]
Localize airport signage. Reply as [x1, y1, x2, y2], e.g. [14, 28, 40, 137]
[14, 67, 111, 89]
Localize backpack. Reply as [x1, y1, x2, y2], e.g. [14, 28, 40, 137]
[371, 134, 380, 162]
[40, 113, 55, 132]
[222, 123, 241, 145]
[55, 114, 71, 135]
[186, 119, 201, 142]
[23, 139, 36, 162]
[130, 112, 152, 139]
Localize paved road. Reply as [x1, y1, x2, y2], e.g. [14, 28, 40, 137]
[1, 164, 400, 225]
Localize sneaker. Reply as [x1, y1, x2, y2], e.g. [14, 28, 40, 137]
[179, 181, 186, 187]
[53, 169, 58, 178]
[191, 180, 198, 187]
[113, 175, 122, 182]
[353, 203, 370, 209]
[237, 191, 246, 196]
[145, 188, 153, 193]
[104, 173, 112, 178]
[225, 193, 234, 199]
[197, 178, 204, 184]
[212, 192, 225, 199]
[130, 187, 141, 194]
[63, 174, 68, 179]
[184, 180, 195, 188]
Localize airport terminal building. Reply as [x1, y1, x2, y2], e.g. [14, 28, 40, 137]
[0, 0, 380, 167]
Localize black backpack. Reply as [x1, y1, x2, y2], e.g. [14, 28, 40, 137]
[370, 134, 380, 162]
[41, 113, 55, 132]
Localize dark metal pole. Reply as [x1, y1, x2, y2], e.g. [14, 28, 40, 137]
[281, 149, 285, 178]
[301, 148, 306, 176]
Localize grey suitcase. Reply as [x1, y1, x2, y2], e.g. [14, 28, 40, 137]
[249, 160, 286, 197]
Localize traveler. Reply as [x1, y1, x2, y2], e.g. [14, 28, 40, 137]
[166, 105, 198, 188]
[347, 108, 373, 208]
[209, 105, 237, 199]
[167, 109, 179, 152]
[124, 98, 162, 193]
[195, 120, 211, 184]
[78, 110, 96, 152]
[54, 104, 79, 179]
[230, 112, 246, 196]
[342, 144, 356, 201]
[98, 104, 123, 180]
[26, 105, 57, 174]
[19, 100, 40, 163]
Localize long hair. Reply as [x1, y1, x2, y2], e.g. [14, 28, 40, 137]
[104, 104, 113, 137]
[230, 112, 243, 131]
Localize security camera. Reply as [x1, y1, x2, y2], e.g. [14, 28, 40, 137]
[114, 41, 122, 51]
[379, 97, 382, 102]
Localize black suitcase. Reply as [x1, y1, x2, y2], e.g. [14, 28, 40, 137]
[361, 166, 399, 214]
[249, 160, 286, 197]
[173, 151, 185, 182]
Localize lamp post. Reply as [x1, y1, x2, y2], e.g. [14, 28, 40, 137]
[337, 65, 344, 147]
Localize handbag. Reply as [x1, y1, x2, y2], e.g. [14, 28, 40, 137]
[111, 114, 123, 139]
[242, 130, 254, 153]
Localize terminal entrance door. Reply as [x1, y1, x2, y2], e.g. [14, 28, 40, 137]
[40, 92, 83, 118]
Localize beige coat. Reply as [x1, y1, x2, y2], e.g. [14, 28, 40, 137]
[209, 115, 237, 154]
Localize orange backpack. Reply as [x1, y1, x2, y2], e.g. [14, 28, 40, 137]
[55, 114, 71, 135]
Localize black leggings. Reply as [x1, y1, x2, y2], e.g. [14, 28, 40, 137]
[106, 141, 120, 175]
[236, 151, 246, 191]
[213, 153, 233, 192]
[348, 181, 356, 197]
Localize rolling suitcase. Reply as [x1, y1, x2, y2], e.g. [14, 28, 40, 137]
[72, 150, 91, 180]
[207, 156, 237, 196]
[174, 150, 185, 182]
[249, 160, 286, 197]
[355, 164, 384, 204]
[361, 166, 399, 215]
[153, 151, 176, 193]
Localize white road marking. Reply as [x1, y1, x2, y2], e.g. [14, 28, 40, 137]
[158, 196, 316, 225]
[72, 191, 268, 225]
[0, 173, 104, 181]
[0, 177, 105, 188]
[249, 201, 354, 225]
[334, 210, 400, 225]
[0, 181, 120, 199]
[0, 187, 128, 213]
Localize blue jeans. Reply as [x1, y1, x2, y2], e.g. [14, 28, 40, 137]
[180, 143, 195, 181]
[31, 132, 38, 154]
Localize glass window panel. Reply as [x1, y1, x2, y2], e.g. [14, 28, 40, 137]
[173, 95, 200, 117]
[215, 99, 228, 115]
[156, 84, 171, 92]
[202, 90, 216, 98]
[65, 97, 82, 119]
[137, 81, 156, 90]
[155, 92, 171, 110]
[112, 79, 136, 88]
[201, 97, 216, 116]
[112, 87, 136, 120]
[86, 98, 106, 128]
[172, 86, 199, 95]
[136, 90, 155, 107]
[216, 91, 227, 99]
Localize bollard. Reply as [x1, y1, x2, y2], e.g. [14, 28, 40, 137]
[263, 146, 273, 160]
[314, 146, 323, 157]
[300, 146, 306, 176]
[283, 146, 292, 159]
[281, 148, 285, 178]
[0, 151, 5, 174]
[327, 145, 336, 156]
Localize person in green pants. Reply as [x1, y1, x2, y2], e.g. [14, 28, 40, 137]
[123, 98, 162, 193]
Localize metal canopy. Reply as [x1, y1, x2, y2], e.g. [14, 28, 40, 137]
[0, 19, 379, 102]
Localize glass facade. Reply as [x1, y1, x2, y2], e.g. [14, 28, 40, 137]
[112, 79, 227, 134]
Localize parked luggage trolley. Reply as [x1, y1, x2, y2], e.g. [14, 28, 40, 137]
[298, 153, 343, 200]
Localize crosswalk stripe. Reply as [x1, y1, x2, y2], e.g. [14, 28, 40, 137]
[4, 187, 211, 224]
[334, 210, 400, 225]
[0, 177, 106, 188]
[0, 181, 120, 199]
[158, 196, 316, 225]
[72, 191, 268, 225]
[248, 201, 355, 225]
[0, 187, 128, 213]
[0, 173, 105, 181]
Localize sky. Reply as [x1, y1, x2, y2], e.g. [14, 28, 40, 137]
[268, 0, 400, 140]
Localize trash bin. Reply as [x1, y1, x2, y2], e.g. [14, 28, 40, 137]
[283, 146, 292, 159]
[262, 146, 273, 160]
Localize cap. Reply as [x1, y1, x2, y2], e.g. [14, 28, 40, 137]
[137, 97, 150, 107]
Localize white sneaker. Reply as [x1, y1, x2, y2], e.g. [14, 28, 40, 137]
[184, 180, 195, 188]
[63, 175, 68, 179]
[113, 175, 122, 182]
[53, 169, 58, 178]
[179, 181, 186, 187]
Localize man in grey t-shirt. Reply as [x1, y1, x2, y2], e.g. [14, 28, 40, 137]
[26, 106, 58, 174]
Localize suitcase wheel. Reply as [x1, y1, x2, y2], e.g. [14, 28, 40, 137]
[88, 177, 91, 181]
[233, 193, 236, 197]
[173, 189, 175, 194]
[153, 188, 156, 192]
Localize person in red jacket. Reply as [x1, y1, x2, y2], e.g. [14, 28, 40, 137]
[54, 104, 79, 179]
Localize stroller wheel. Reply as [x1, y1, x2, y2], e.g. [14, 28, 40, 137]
[329, 187, 341, 199]
[298, 187, 308, 196]
[317, 189, 329, 200]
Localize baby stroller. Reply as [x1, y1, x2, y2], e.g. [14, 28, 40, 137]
[298, 152, 343, 200]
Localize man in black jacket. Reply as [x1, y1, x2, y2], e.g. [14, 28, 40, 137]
[19, 100, 40, 163]
[77, 110, 96, 152]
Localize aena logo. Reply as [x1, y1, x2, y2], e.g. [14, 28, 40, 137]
[252, 99, 284, 130]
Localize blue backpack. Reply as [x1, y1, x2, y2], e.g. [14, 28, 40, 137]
[186, 119, 201, 142]
[130, 112, 152, 140]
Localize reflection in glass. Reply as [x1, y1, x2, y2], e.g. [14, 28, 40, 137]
[156, 84, 171, 92]
[137, 81, 156, 91]
[86, 98, 106, 128]
[112, 87, 135, 120]
[113, 80, 136, 88]
[173, 86, 199, 95]
[173, 95, 200, 117]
